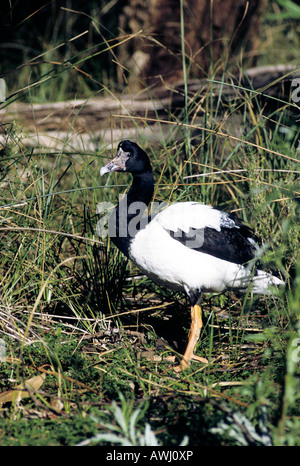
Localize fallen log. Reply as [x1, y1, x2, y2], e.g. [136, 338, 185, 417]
[0, 65, 298, 152]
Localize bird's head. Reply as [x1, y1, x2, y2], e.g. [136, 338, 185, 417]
[100, 140, 152, 176]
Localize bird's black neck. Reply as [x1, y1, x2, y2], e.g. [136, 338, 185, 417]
[109, 170, 154, 257]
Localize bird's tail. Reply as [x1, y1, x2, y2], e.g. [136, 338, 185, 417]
[251, 270, 284, 294]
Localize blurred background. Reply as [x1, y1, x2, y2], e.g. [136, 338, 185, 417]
[0, 0, 299, 100]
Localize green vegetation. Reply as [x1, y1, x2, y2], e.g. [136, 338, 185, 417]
[0, 1, 299, 446]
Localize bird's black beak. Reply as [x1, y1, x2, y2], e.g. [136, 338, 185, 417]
[100, 147, 129, 176]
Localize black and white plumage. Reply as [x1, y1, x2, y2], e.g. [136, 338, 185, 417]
[100, 140, 284, 370]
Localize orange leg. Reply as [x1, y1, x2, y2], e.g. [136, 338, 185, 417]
[175, 304, 208, 372]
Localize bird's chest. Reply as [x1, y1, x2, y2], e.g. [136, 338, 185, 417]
[128, 223, 193, 292]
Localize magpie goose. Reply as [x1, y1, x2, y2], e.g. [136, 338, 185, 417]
[100, 140, 284, 371]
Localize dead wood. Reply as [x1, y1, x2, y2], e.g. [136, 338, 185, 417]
[0, 65, 298, 152]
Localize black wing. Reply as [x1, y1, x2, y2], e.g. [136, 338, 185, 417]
[166, 217, 259, 265]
